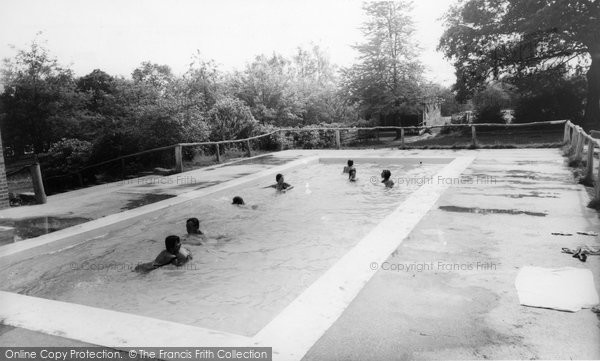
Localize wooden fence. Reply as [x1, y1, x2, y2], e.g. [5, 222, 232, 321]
[563, 120, 600, 203]
[33, 119, 600, 201]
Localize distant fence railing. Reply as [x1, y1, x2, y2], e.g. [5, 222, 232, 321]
[563, 120, 600, 203]
[28, 119, 571, 196]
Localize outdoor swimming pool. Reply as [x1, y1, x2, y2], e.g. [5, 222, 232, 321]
[0, 158, 450, 337]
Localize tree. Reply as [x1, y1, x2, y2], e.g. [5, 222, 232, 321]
[342, 1, 424, 125]
[0, 39, 87, 155]
[76, 69, 116, 113]
[208, 96, 257, 141]
[439, 0, 600, 129]
[232, 53, 301, 126]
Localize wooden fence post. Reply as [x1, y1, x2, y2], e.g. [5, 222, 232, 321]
[375, 128, 380, 142]
[400, 128, 405, 148]
[584, 137, 595, 183]
[121, 158, 126, 179]
[278, 130, 285, 151]
[595, 153, 600, 202]
[245, 140, 252, 157]
[174, 144, 183, 173]
[29, 163, 47, 204]
[574, 128, 584, 161]
[563, 122, 570, 144]
[335, 129, 341, 149]
[471, 125, 478, 147]
[215, 143, 221, 163]
[570, 128, 579, 153]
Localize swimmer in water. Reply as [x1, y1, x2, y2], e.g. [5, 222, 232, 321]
[381, 169, 394, 188]
[134, 235, 192, 272]
[343, 159, 355, 174]
[232, 196, 258, 209]
[266, 174, 293, 192]
[349, 168, 357, 182]
[184, 217, 205, 245]
[185, 217, 231, 244]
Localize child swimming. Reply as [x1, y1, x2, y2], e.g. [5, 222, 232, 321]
[343, 160, 355, 174]
[184, 217, 205, 245]
[349, 168, 357, 182]
[381, 169, 394, 188]
[134, 235, 192, 272]
[267, 174, 293, 192]
[232, 196, 258, 209]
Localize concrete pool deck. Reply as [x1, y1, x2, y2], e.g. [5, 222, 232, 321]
[0, 148, 599, 360]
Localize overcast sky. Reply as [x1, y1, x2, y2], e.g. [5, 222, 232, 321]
[0, 0, 456, 85]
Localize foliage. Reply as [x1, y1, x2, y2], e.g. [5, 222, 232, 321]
[513, 76, 586, 123]
[475, 104, 505, 124]
[439, 0, 600, 129]
[0, 39, 88, 154]
[43, 138, 92, 176]
[342, 1, 424, 124]
[208, 96, 257, 141]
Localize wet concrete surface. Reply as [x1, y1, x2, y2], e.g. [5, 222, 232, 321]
[439, 205, 548, 217]
[119, 193, 176, 211]
[0, 216, 92, 245]
[303, 148, 600, 360]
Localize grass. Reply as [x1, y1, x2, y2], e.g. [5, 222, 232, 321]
[405, 128, 564, 149]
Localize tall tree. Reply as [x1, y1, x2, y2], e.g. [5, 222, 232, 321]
[342, 1, 424, 125]
[439, 0, 600, 129]
[0, 39, 86, 154]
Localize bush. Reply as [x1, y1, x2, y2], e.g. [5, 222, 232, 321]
[252, 124, 291, 151]
[208, 96, 258, 141]
[43, 138, 93, 176]
[295, 129, 321, 149]
[475, 105, 505, 124]
[89, 132, 141, 164]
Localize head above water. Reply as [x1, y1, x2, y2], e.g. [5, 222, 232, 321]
[347, 159, 354, 167]
[381, 169, 391, 180]
[276, 173, 284, 183]
[232, 196, 245, 205]
[186, 217, 200, 234]
[165, 235, 181, 254]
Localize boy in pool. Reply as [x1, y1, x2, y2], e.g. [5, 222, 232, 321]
[267, 174, 293, 192]
[232, 196, 258, 209]
[134, 235, 192, 272]
[185, 217, 231, 244]
[381, 169, 394, 188]
[343, 160, 355, 174]
[184, 217, 205, 245]
[349, 168, 357, 182]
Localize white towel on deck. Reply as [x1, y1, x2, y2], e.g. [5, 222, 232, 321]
[515, 266, 599, 312]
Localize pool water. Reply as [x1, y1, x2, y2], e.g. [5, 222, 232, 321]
[0, 159, 448, 336]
